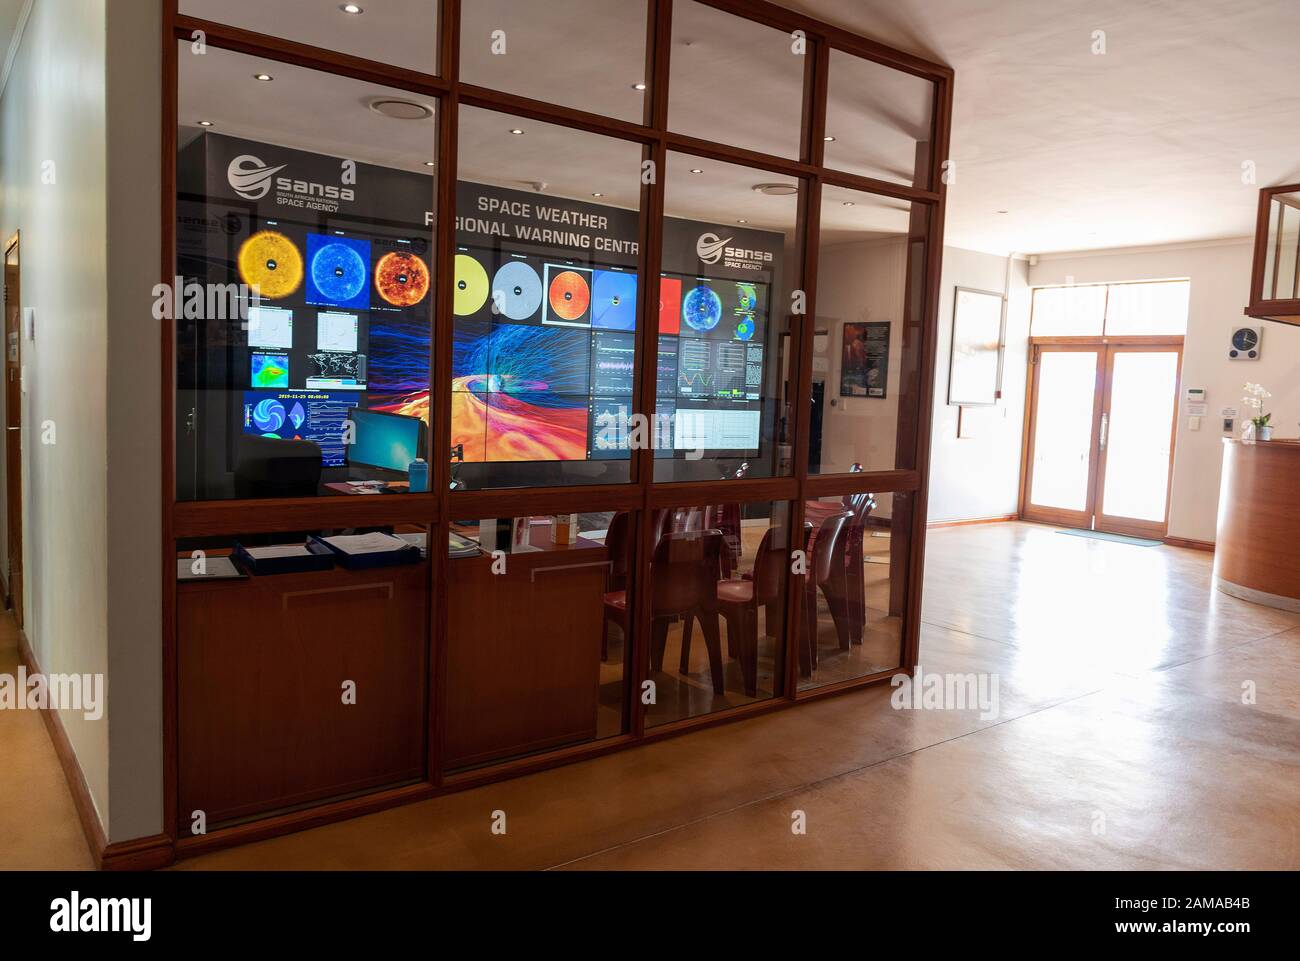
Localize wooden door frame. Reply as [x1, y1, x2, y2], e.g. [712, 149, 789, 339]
[1018, 335, 1183, 535]
[3, 229, 20, 623]
[1091, 342, 1183, 539]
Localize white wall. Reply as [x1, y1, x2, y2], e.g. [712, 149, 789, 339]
[0, 0, 163, 845]
[104, 0, 162, 844]
[0, 0, 110, 828]
[1029, 239, 1300, 543]
[928, 247, 1031, 523]
[814, 236, 906, 484]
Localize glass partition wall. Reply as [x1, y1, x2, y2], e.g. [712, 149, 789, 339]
[164, 0, 952, 850]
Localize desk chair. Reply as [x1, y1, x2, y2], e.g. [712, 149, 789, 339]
[234, 435, 322, 498]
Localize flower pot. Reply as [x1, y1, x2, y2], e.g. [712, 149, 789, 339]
[1258, 425, 1274, 441]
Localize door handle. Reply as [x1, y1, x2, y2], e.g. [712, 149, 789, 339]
[5, 426, 17, 432]
[1099, 412, 1109, 450]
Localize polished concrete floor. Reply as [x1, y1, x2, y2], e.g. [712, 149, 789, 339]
[6, 521, 1300, 869]
[0, 614, 96, 870]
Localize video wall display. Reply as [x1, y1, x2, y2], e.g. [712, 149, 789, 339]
[176, 133, 436, 496]
[450, 243, 770, 466]
[176, 134, 784, 495]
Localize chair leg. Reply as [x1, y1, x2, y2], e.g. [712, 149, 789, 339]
[601, 614, 609, 662]
[699, 610, 725, 696]
[650, 617, 670, 673]
[741, 605, 758, 697]
[802, 579, 818, 675]
[679, 614, 694, 672]
[848, 544, 865, 646]
[822, 579, 851, 650]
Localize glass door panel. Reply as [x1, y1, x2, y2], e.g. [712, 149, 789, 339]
[1095, 350, 1180, 536]
[1025, 349, 1100, 525]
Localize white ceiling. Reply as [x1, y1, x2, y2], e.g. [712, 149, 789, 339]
[779, 0, 1300, 255]
[178, 0, 1300, 256]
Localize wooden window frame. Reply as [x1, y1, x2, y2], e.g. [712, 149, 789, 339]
[161, 0, 954, 857]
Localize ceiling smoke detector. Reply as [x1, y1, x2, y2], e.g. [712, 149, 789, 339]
[753, 183, 798, 196]
[368, 98, 434, 121]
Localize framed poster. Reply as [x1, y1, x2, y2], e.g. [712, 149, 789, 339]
[948, 286, 1005, 406]
[840, 321, 890, 398]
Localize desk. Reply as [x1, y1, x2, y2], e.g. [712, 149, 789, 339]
[443, 523, 610, 770]
[1214, 439, 1300, 612]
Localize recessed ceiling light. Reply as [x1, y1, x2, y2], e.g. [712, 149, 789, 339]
[753, 183, 798, 196]
[254, 73, 273, 82]
[690, 168, 703, 174]
[592, 192, 604, 197]
[197, 120, 214, 127]
[509, 128, 525, 135]
[632, 82, 646, 91]
[424, 161, 436, 167]
[340, 3, 363, 13]
[997, 209, 1008, 214]
[823, 135, 836, 142]
[842, 201, 855, 207]
[737, 219, 748, 224]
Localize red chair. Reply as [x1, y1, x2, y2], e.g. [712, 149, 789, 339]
[802, 510, 853, 671]
[841, 493, 877, 645]
[604, 530, 726, 695]
[704, 503, 742, 577]
[712, 527, 786, 697]
[600, 511, 633, 662]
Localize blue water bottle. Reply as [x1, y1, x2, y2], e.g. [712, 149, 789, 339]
[407, 457, 429, 493]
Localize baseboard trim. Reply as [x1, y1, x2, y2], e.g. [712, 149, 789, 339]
[17, 629, 107, 866]
[927, 514, 1017, 529]
[1164, 536, 1215, 552]
[101, 834, 174, 871]
[16, 629, 174, 870]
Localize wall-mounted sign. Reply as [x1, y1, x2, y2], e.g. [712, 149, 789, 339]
[840, 320, 890, 398]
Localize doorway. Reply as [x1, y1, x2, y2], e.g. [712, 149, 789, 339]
[1021, 339, 1182, 539]
[3, 233, 20, 625]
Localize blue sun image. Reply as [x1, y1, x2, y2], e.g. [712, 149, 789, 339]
[682, 285, 722, 333]
[306, 233, 371, 310]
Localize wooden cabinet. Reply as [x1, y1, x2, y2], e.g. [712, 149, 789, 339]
[444, 537, 608, 770]
[178, 563, 428, 826]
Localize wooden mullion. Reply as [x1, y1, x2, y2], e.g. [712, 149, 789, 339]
[173, 14, 450, 96]
[428, 0, 462, 788]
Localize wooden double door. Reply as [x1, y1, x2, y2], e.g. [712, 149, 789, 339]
[1022, 340, 1183, 539]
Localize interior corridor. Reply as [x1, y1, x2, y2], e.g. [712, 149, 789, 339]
[5, 521, 1300, 870]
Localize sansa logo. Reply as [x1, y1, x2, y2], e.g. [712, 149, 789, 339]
[227, 154, 286, 201]
[696, 232, 732, 265]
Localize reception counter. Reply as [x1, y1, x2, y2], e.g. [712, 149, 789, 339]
[1214, 439, 1300, 612]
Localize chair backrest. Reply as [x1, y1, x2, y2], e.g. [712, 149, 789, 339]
[651, 529, 723, 616]
[605, 511, 632, 590]
[750, 527, 788, 605]
[812, 511, 852, 586]
[847, 493, 877, 528]
[651, 508, 671, 547]
[235, 435, 322, 498]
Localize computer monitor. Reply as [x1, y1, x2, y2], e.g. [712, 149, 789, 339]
[347, 408, 426, 474]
